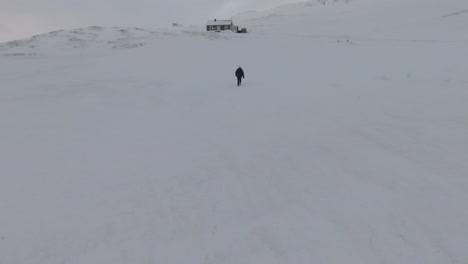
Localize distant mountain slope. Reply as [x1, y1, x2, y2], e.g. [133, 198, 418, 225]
[234, 0, 468, 41]
[0, 26, 235, 56]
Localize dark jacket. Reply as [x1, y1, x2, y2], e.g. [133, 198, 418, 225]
[235, 68, 245, 78]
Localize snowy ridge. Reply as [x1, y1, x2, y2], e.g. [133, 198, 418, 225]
[0, 26, 236, 56]
[1, 1, 467, 264]
[307, 0, 353, 5]
[0, 27, 155, 55]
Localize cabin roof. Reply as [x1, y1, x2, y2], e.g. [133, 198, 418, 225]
[207, 20, 232, 26]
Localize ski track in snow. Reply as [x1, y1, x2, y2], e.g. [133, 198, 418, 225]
[443, 9, 468, 18]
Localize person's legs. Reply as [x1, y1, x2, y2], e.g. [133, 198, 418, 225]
[237, 77, 242, 86]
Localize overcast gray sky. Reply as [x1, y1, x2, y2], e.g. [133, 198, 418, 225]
[0, 0, 298, 42]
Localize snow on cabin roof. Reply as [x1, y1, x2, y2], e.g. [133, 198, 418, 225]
[207, 20, 233, 26]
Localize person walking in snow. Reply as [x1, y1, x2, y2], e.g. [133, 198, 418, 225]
[235, 66, 245, 86]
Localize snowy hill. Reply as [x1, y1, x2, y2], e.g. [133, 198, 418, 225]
[1, 1, 467, 263]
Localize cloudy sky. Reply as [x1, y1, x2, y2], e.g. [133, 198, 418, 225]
[0, 0, 299, 42]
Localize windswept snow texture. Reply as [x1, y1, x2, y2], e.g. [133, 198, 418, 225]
[1, 0, 467, 263]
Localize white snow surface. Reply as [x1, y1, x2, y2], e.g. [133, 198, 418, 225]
[1, 0, 468, 263]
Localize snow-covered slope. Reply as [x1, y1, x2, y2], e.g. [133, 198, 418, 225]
[234, 0, 468, 40]
[1, 1, 467, 263]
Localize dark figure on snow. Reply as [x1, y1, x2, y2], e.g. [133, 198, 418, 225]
[235, 66, 245, 86]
